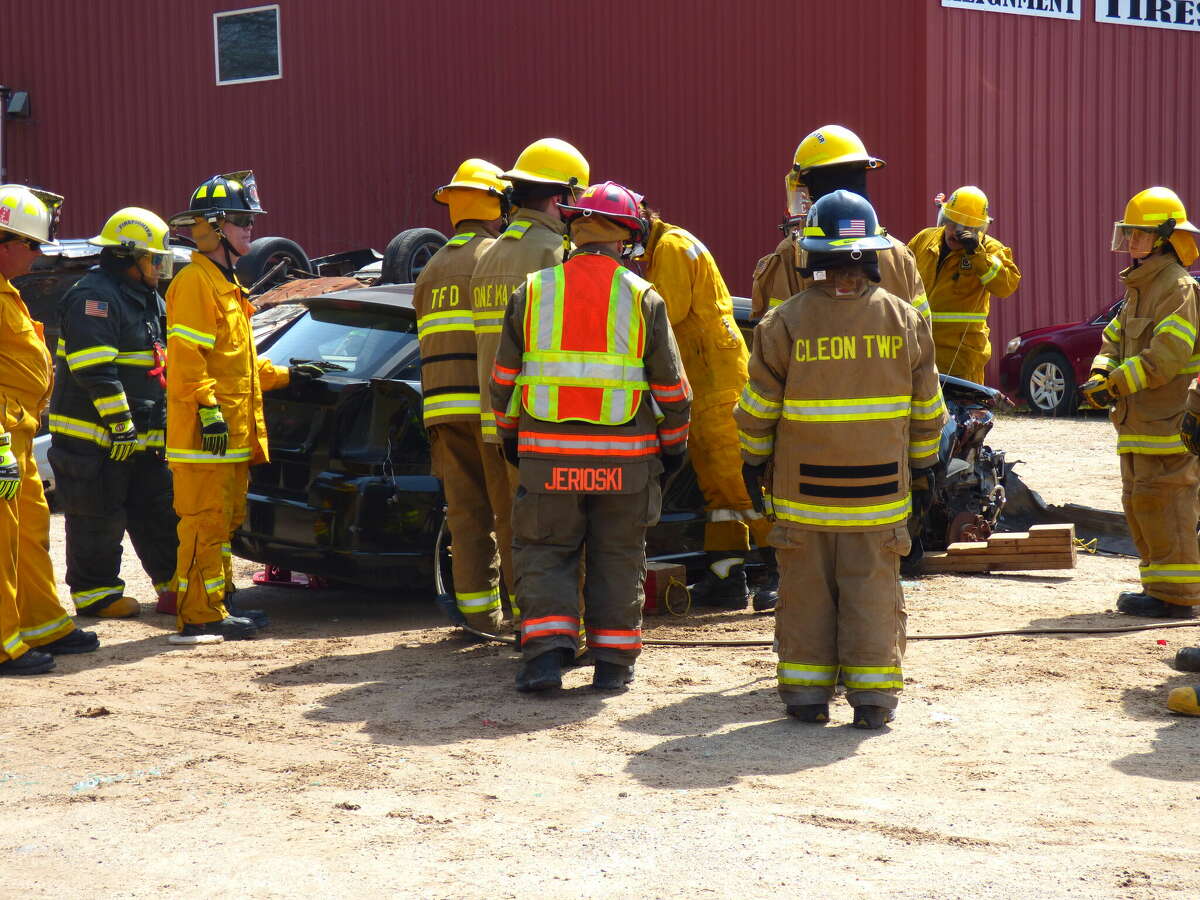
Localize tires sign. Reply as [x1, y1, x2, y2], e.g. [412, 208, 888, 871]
[941, 0, 1080, 19]
[1096, 0, 1200, 30]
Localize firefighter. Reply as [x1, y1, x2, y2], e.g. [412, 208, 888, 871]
[908, 186, 1021, 384]
[736, 190, 947, 728]
[751, 124, 928, 322]
[0, 185, 100, 675]
[635, 205, 776, 611]
[1083, 186, 1200, 621]
[489, 181, 691, 693]
[414, 158, 514, 631]
[47, 207, 178, 620]
[165, 171, 331, 644]
[469, 138, 589, 623]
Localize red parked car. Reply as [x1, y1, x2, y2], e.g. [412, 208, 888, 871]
[998, 298, 1123, 416]
[1000, 268, 1199, 416]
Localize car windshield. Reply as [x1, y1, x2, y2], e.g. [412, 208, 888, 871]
[259, 305, 417, 379]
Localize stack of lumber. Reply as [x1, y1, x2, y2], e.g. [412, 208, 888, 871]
[920, 524, 1077, 574]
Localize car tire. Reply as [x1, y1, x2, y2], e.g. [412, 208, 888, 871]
[235, 237, 312, 294]
[379, 228, 446, 284]
[1022, 350, 1077, 417]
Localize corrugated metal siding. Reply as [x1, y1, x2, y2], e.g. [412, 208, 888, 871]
[5, 0, 1196, 386]
[926, 3, 1200, 384]
[3, 0, 924, 294]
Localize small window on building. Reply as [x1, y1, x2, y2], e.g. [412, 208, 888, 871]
[214, 5, 282, 85]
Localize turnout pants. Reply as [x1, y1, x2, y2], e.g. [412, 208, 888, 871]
[430, 421, 513, 630]
[1121, 452, 1200, 605]
[773, 526, 910, 710]
[49, 441, 178, 612]
[513, 479, 659, 666]
[478, 435, 519, 619]
[0, 425, 75, 662]
[170, 460, 248, 626]
[690, 401, 773, 555]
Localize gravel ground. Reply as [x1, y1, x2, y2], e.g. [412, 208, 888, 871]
[2, 413, 1198, 899]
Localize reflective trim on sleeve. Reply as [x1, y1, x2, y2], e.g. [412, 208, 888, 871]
[910, 390, 947, 421]
[116, 350, 156, 368]
[65, 344, 119, 371]
[492, 362, 520, 387]
[910, 293, 931, 320]
[1154, 314, 1198, 348]
[1091, 354, 1119, 373]
[777, 662, 838, 687]
[1116, 433, 1185, 455]
[658, 422, 689, 448]
[768, 296, 785, 309]
[417, 310, 475, 339]
[772, 495, 912, 528]
[931, 312, 987, 324]
[783, 395, 911, 422]
[738, 429, 774, 457]
[480, 410, 498, 437]
[978, 255, 1002, 285]
[167, 324, 216, 349]
[1182, 353, 1200, 375]
[649, 377, 688, 402]
[908, 435, 940, 461]
[738, 384, 783, 420]
[1111, 357, 1148, 394]
[842, 665, 904, 690]
[93, 392, 131, 418]
[1103, 317, 1122, 343]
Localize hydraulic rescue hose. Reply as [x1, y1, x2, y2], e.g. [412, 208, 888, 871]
[460, 619, 1200, 648]
[435, 510, 1200, 648]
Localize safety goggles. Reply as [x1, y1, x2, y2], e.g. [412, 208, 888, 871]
[222, 213, 255, 228]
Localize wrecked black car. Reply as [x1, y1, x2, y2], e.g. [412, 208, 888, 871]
[233, 284, 716, 589]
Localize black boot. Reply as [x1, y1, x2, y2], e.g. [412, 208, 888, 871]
[516, 650, 565, 693]
[0, 649, 56, 676]
[690, 556, 749, 610]
[225, 588, 269, 628]
[168, 616, 259, 644]
[752, 550, 779, 612]
[1175, 647, 1200, 672]
[787, 703, 829, 724]
[852, 705, 895, 730]
[40, 628, 100, 655]
[592, 660, 635, 691]
[1117, 592, 1197, 618]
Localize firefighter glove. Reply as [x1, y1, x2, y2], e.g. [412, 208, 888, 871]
[198, 405, 229, 457]
[0, 433, 19, 501]
[1182, 411, 1200, 457]
[660, 450, 685, 489]
[502, 436, 520, 467]
[1080, 375, 1116, 409]
[957, 229, 980, 256]
[108, 419, 139, 462]
[289, 359, 343, 383]
[742, 461, 768, 515]
[910, 466, 935, 517]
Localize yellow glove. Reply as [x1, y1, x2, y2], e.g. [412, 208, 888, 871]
[0, 432, 19, 501]
[1080, 374, 1117, 409]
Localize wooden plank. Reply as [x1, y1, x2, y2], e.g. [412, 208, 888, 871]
[1029, 524, 1075, 538]
[921, 551, 1076, 574]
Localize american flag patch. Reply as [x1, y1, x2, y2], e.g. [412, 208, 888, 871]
[838, 219, 866, 237]
[84, 299, 108, 317]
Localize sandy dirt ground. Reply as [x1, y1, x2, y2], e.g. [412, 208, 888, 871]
[3, 413, 1199, 899]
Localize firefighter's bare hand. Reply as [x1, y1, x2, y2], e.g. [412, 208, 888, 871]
[0, 433, 19, 501]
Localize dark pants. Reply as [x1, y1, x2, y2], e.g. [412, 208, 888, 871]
[49, 441, 178, 612]
[512, 479, 659, 666]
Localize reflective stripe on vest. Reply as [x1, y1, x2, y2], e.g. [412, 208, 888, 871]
[517, 256, 649, 426]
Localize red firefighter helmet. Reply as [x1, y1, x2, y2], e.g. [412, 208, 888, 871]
[557, 180, 647, 244]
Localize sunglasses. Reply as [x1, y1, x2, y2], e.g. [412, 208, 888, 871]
[0, 235, 42, 251]
[223, 213, 255, 228]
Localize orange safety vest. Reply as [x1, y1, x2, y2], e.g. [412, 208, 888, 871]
[516, 254, 650, 425]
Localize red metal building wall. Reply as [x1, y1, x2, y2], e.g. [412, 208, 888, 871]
[925, 3, 1200, 384]
[4, 1, 1197, 386]
[2, 0, 925, 294]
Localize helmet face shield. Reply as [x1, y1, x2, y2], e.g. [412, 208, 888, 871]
[148, 249, 174, 280]
[1111, 223, 1158, 257]
[785, 169, 812, 219]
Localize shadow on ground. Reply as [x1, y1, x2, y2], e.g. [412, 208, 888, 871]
[1111, 672, 1200, 782]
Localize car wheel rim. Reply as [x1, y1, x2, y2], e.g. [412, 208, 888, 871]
[1029, 362, 1066, 410]
[408, 242, 440, 280]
